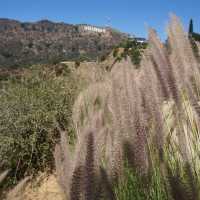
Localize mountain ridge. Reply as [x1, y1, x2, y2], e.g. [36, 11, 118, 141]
[0, 18, 128, 67]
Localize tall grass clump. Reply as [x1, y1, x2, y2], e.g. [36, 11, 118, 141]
[0, 65, 80, 187]
[53, 14, 200, 200]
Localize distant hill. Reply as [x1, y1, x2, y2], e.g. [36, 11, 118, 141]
[0, 18, 128, 67]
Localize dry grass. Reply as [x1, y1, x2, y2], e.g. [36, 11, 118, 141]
[13, 174, 63, 200]
[53, 14, 200, 200]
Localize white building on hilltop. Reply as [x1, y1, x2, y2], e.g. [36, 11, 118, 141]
[78, 24, 106, 34]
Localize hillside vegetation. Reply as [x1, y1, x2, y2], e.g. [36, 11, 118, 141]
[0, 65, 82, 189]
[1, 14, 200, 200]
[0, 19, 127, 67]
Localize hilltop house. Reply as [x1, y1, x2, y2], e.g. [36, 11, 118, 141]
[125, 34, 147, 44]
[78, 24, 107, 34]
[135, 37, 147, 44]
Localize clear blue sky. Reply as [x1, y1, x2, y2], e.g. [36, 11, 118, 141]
[0, 0, 200, 40]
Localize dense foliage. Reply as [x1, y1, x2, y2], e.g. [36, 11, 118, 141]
[191, 32, 200, 42]
[113, 38, 147, 67]
[0, 65, 79, 185]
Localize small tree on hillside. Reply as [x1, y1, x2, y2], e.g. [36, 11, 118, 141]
[189, 19, 194, 35]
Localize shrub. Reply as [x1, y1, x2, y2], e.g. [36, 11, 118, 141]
[49, 56, 64, 65]
[100, 54, 107, 62]
[116, 38, 147, 67]
[192, 32, 200, 42]
[189, 35, 200, 61]
[0, 65, 79, 185]
[113, 48, 119, 58]
[75, 60, 80, 68]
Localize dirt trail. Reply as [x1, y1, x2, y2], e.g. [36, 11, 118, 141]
[15, 174, 64, 200]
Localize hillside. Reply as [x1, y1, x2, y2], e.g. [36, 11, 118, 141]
[0, 19, 128, 67]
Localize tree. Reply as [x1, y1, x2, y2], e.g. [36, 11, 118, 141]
[189, 19, 194, 35]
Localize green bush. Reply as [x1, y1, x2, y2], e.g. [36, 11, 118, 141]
[75, 60, 80, 68]
[189, 35, 200, 61]
[100, 55, 107, 62]
[113, 48, 119, 58]
[116, 38, 147, 67]
[192, 32, 200, 42]
[115, 166, 167, 200]
[0, 65, 78, 185]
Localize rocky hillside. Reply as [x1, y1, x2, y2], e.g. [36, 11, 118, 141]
[0, 18, 128, 67]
